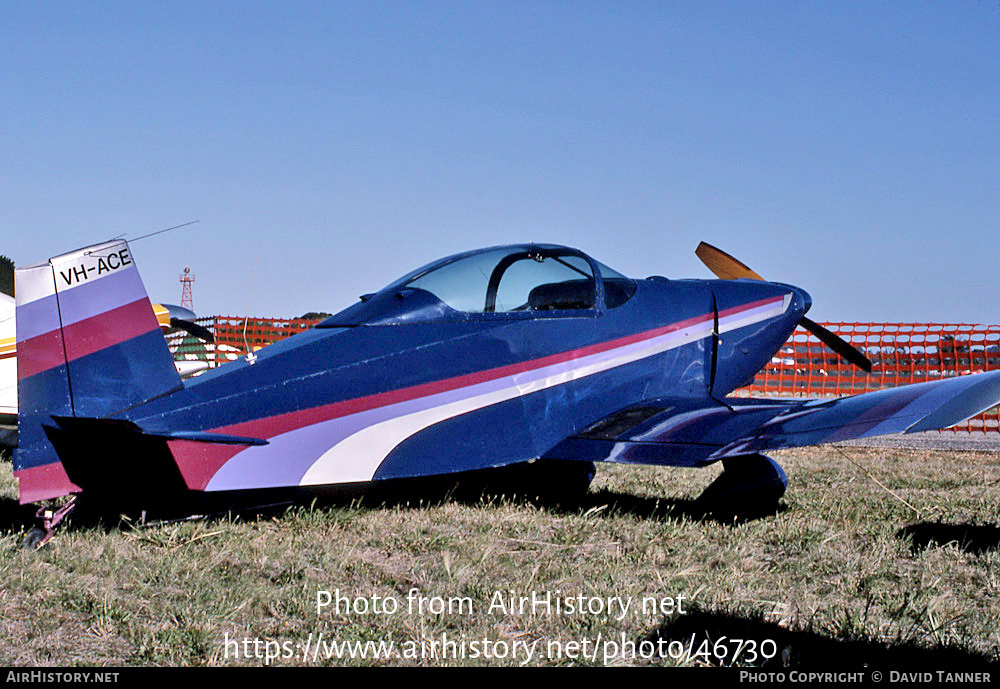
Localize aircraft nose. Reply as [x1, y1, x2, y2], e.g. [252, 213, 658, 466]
[774, 282, 811, 317]
[707, 279, 812, 395]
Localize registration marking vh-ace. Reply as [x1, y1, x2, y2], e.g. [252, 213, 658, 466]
[13, 239, 1000, 544]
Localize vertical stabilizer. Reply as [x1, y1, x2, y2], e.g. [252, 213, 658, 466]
[14, 240, 182, 503]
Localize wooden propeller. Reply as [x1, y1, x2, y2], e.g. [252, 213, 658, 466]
[696, 242, 872, 372]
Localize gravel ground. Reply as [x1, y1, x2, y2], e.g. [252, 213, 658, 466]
[837, 431, 1000, 452]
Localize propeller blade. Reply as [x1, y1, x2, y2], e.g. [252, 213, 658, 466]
[695, 241, 766, 281]
[696, 240, 873, 373]
[800, 317, 872, 373]
[170, 318, 215, 344]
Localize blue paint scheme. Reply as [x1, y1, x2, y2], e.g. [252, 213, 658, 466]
[710, 280, 802, 393]
[131, 276, 749, 435]
[15, 363, 74, 472]
[15, 240, 1000, 509]
[15, 330, 182, 473]
[65, 329, 182, 418]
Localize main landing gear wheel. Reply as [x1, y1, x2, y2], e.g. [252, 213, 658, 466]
[521, 459, 597, 505]
[697, 454, 787, 516]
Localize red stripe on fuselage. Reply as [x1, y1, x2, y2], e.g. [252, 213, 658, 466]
[169, 295, 786, 488]
[718, 295, 782, 319]
[169, 439, 251, 491]
[16, 299, 160, 380]
[213, 304, 722, 438]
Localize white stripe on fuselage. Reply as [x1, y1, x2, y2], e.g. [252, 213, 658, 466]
[297, 296, 790, 486]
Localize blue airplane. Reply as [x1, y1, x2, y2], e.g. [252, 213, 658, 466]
[13, 239, 1000, 545]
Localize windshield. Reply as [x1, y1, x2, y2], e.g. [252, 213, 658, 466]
[402, 246, 597, 313]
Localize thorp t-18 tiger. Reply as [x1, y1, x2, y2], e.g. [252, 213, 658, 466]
[13, 239, 1000, 545]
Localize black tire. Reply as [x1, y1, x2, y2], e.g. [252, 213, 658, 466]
[22, 526, 48, 551]
[518, 459, 597, 505]
[696, 454, 787, 517]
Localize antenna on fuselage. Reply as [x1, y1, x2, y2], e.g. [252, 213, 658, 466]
[242, 244, 261, 365]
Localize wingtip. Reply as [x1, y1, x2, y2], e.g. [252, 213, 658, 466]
[905, 371, 1000, 434]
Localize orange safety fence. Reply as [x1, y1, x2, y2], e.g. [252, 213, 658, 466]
[166, 315, 322, 368]
[167, 318, 1000, 433]
[737, 323, 1000, 433]
[211, 315, 321, 352]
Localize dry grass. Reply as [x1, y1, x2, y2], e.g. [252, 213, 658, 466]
[0, 445, 998, 667]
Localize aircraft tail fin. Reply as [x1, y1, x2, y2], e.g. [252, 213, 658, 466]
[14, 239, 182, 503]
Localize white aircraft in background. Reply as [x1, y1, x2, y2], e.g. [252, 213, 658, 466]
[0, 298, 211, 447]
[0, 293, 16, 444]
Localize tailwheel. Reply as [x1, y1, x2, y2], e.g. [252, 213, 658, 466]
[21, 527, 47, 550]
[22, 495, 78, 550]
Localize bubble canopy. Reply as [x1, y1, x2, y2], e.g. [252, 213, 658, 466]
[320, 244, 636, 326]
[381, 244, 632, 314]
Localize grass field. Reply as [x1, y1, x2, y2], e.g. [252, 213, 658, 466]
[0, 445, 998, 667]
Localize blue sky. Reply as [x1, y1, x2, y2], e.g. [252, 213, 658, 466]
[2, 2, 997, 322]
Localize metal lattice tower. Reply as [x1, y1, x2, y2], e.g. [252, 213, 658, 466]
[179, 267, 195, 310]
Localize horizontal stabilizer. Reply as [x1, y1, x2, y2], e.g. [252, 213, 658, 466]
[28, 416, 268, 498]
[545, 371, 1000, 467]
[47, 416, 266, 446]
[134, 427, 268, 446]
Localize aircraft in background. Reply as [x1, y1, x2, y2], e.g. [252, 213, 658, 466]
[12, 239, 1000, 547]
[0, 293, 15, 446]
[151, 302, 214, 379]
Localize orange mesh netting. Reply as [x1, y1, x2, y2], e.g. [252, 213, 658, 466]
[738, 323, 1000, 433]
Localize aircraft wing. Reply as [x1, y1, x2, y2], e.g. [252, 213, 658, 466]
[544, 371, 1000, 467]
